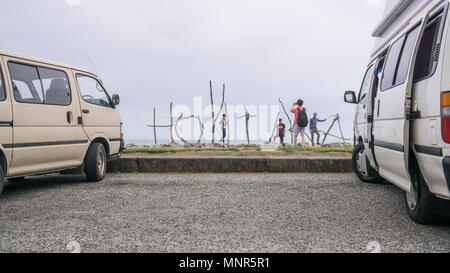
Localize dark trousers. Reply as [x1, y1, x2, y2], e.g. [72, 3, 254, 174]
[310, 128, 320, 146]
[279, 135, 284, 144]
[222, 128, 226, 143]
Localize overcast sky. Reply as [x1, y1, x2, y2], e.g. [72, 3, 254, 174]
[0, 0, 387, 142]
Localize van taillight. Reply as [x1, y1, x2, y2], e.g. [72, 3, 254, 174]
[442, 92, 450, 143]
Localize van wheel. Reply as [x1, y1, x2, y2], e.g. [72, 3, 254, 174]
[405, 161, 442, 225]
[0, 166, 5, 196]
[84, 143, 107, 182]
[352, 142, 384, 184]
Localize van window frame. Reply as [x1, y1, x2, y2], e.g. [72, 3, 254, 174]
[380, 4, 448, 92]
[380, 23, 420, 92]
[358, 64, 375, 103]
[0, 63, 5, 102]
[413, 4, 448, 83]
[75, 73, 113, 108]
[7, 61, 72, 107]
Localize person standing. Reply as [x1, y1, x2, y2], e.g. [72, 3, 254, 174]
[290, 99, 308, 146]
[278, 119, 286, 146]
[310, 113, 327, 147]
[221, 114, 227, 144]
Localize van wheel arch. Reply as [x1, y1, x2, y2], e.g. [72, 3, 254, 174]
[405, 151, 447, 224]
[88, 138, 110, 158]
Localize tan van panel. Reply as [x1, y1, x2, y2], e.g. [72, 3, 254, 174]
[4, 57, 88, 176]
[73, 71, 122, 155]
[0, 56, 13, 174]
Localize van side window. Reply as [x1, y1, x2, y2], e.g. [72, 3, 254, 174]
[358, 65, 374, 102]
[8, 62, 71, 106]
[38, 67, 71, 105]
[381, 36, 405, 91]
[9, 63, 44, 104]
[395, 27, 420, 85]
[76, 74, 111, 107]
[381, 25, 420, 91]
[0, 67, 5, 101]
[413, 15, 443, 82]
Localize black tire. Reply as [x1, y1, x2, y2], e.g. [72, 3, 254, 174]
[8, 176, 25, 182]
[0, 165, 5, 196]
[405, 160, 448, 225]
[84, 143, 107, 182]
[352, 142, 384, 184]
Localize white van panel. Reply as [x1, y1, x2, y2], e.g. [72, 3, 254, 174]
[417, 153, 450, 197]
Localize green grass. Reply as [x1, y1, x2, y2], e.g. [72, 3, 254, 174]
[124, 146, 352, 154]
[278, 146, 354, 153]
[123, 147, 256, 154]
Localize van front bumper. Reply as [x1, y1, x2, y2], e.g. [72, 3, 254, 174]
[443, 157, 450, 193]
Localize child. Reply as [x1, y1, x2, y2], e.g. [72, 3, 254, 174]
[278, 119, 286, 145]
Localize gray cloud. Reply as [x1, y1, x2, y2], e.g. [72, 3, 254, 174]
[0, 0, 385, 141]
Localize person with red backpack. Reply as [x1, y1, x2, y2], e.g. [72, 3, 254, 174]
[291, 99, 308, 146]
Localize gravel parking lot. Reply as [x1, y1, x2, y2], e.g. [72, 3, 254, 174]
[0, 173, 449, 253]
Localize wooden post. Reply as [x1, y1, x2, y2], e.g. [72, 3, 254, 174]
[209, 81, 226, 144]
[268, 112, 280, 143]
[278, 99, 294, 145]
[153, 107, 157, 145]
[336, 114, 346, 144]
[170, 102, 174, 143]
[209, 81, 215, 144]
[225, 101, 230, 145]
[321, 115, 338, 145]
[239, 107, 256, 145]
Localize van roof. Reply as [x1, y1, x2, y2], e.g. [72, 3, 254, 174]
[0, 49, 96, 76]
[371, 0, 444, 58]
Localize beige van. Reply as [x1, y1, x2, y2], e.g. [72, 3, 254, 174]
[0, 50, 123, 195]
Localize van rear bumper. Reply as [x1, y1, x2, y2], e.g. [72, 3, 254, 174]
[443, 157, 450, 192]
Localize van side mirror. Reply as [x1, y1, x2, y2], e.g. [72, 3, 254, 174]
[112, 94, 120, 106]
[344, 91, 358, 104]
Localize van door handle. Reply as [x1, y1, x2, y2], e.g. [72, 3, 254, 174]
[67, 111, 72, 124]
[82, 109, 90, 114]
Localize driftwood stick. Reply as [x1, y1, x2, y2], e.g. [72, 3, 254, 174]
[209, 82, 226, 144]
[318, 131, 350, 141]
[225, 101, 230, 144]
[209, 81, 215, 144]
[268, 112, 280, 143]
[239, 107, 256, 145]
[336, 114, 346, 144]
[147, 124, 172, 128]
[278, 99, 294, 145]
[175, 114, 204, 145]
[321, 115, 338, 145]
[153, 107, 157, 145]
[170, 102, 175, 143]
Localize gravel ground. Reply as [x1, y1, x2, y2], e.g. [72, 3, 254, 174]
[0, 173, 449, 253]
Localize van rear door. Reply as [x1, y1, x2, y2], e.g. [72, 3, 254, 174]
[373, 11, 433, 191]
[0, 57, 12, 174]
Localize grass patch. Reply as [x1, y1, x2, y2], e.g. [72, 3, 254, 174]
[278, 146, 354, 153]
[124, 146, 352, 154]
[123, 147, 257, 154]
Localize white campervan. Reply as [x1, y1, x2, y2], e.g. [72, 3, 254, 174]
[344, 0, 450, 224]
[0, 51, 124, 196]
